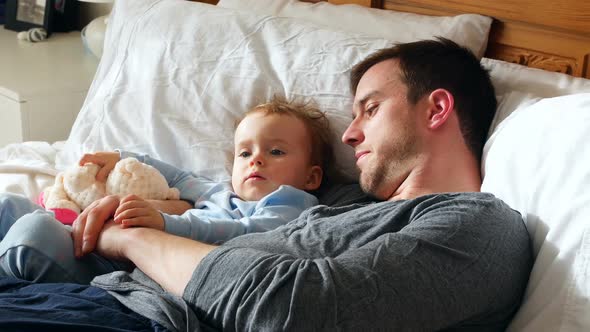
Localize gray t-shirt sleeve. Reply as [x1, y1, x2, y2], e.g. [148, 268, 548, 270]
[183, 193, 532, 331]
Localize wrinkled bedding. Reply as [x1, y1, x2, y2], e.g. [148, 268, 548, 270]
[0, 141, 61, 200]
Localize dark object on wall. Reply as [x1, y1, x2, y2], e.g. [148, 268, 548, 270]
[0, 0, 6, 25]
[4, 0, 78, 34]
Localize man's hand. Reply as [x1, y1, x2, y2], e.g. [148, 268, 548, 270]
[114, 195, 165, 230]
[78, 152, 121, 182]
[94, 220, 131, 261]
[72, 195, 121, 258]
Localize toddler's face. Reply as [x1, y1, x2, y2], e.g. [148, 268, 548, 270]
[232, 112, 322, 201]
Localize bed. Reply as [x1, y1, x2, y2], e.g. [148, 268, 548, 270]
[0, 0, 589, 330]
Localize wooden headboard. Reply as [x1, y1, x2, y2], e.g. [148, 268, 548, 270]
[331, 0, 590, 78]
[194, 0, 590, 79]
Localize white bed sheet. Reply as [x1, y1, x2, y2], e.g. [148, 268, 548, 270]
[0, 141, 61, 200]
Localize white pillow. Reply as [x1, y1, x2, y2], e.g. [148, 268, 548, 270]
[481, 58, 590, 137]
[481, 93, 590, 332]
[217, 0, 492, 58]
[482, 58, 590, 98]
[56, 0, 395, 181]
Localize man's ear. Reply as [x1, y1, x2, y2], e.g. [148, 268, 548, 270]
[426, 89, 454, 130]
[304, 166, 323, 191]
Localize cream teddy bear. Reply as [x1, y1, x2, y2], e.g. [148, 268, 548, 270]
[38, 158, 180, 225]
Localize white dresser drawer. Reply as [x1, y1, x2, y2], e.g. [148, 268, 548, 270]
[0, 29, 98, 148]
[0, 94, 24, 146]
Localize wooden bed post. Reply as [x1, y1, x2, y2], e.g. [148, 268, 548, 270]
[328, 0, 383, 8]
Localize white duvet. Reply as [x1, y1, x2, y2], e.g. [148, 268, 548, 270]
[0, 141, 61, 200]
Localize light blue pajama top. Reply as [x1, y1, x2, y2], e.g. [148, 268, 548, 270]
[120, 151, 318, 244]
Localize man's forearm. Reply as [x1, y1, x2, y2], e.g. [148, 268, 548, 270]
[120, 227, 217, 296]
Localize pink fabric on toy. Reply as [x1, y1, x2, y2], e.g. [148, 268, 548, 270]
[48, 208, 78, 225]
[37, 191, 79, 225]
[36, 191, 45, 206]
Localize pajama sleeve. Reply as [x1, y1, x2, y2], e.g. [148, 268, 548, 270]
[162, 186, 318, 243]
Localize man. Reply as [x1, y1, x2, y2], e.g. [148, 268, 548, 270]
[0, 39, 532, 331]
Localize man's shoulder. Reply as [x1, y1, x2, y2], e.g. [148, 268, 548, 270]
[397, 192, 528, 255]
[415, 191, 516, 211]
[411, 192, 523, 223]
[309, 191, 516, 219]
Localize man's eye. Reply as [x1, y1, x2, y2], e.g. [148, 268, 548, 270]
[239, 151, 251, 157]
[366, 105, 378, 115]
[270, 149, 284, 156]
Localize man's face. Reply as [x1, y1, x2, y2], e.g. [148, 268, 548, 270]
[341, 59, 423, 200]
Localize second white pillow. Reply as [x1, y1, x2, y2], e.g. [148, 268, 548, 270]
[217, 0, 492, 58]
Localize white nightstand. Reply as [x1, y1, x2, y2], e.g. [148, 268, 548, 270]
[0, 28, 99, 148]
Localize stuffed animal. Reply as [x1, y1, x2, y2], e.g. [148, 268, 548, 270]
[38, 157, 180, 225]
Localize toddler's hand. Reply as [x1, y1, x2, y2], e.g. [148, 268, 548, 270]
[114, 194, 165, 231]
[78, 151, 120, 182]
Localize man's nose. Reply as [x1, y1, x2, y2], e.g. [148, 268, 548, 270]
[342, 121, 363, 147]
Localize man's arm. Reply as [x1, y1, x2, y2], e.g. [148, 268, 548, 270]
[96, 222, 217, 296]
[94, 195, 531, 331]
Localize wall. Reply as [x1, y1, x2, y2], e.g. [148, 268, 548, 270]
[78, 2, 113, 29]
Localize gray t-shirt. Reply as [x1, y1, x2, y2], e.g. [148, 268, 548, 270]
[93, 191, 532, 332]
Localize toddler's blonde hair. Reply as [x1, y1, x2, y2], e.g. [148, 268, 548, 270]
[246, 96, 335, 189]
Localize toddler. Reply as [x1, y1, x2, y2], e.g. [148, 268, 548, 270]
[0, 97, 334, 283]
[81, 97, 334, 244]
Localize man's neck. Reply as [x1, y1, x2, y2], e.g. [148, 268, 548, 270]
[387, 148, 482, 201]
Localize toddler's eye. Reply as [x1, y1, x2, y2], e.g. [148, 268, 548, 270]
[239, 151, 251, 158]
[270, 149, 284, 156]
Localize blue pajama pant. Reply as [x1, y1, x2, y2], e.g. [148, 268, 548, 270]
[0, 193, 131, 284]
